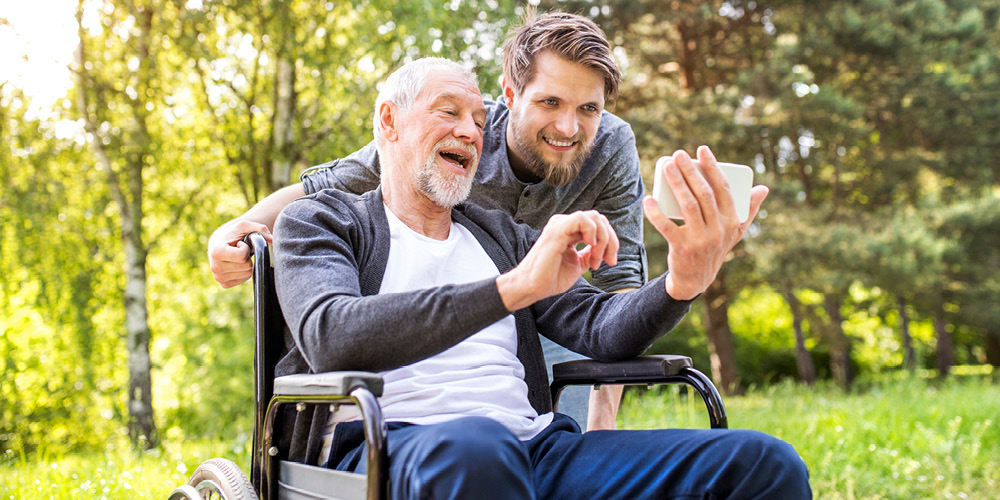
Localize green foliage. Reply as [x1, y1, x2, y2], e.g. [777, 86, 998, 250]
[3, 0, 1000, 476]
[1, 86, 125, 454]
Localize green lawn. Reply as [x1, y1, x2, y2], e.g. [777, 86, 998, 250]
[620, 369, 999, 499]
[3, 371, 997, 499]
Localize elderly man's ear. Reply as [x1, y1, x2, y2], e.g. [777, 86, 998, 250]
[378, 101, 400, 141]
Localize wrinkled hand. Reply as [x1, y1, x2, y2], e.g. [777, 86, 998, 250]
[644, 146, 769, 301]
[497, 211, 619, 311]
[208, 219, 273, 288]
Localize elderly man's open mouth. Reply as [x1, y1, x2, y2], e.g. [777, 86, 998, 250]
[439, 148, 475, 173]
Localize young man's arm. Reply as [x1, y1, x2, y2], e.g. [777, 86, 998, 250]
[208, 184, 305, 289]
[208, 143, 383, 288]
[588, 119, 647, 292]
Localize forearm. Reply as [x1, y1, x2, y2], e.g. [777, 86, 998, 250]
[589, 133, 647, 291]
[242, 183, 307, 230]
[534, 274, 692, 361]
[291, 280, 511, 373]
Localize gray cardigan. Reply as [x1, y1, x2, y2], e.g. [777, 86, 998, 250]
[272, 188, 692, 465]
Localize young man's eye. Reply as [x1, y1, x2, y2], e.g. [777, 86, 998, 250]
[543, 98, 558, 106]
[582, 104, 599, 113]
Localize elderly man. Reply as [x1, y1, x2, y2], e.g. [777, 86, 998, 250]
[273, 57, 810, 499]
[210, 12, 651, 430]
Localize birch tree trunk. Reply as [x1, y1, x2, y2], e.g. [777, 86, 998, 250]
[74, 0, 157, 448]
[270, 56, 297, 192]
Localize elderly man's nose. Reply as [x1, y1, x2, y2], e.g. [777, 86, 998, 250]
[455, 114, 480, 140]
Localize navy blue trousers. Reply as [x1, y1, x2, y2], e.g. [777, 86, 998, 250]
[329, 414, 811, 499]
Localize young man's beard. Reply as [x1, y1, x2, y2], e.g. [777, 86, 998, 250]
[510, 120, 592, 187]
[418, 138, 478, 208]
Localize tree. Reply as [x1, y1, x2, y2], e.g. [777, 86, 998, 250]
[177, 0, 519, 206]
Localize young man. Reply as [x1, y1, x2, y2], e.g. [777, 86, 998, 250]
[272, 57, 809, 499]
[210, 12, 641, 430]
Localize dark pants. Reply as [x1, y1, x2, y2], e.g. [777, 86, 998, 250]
[330, 414, 811, 499]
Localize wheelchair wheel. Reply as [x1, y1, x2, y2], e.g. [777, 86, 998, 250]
[182, 457, 258, 500]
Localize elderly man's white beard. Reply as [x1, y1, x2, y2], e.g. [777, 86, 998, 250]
[417, 138, 478, 208]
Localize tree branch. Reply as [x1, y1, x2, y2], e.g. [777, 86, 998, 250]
[74, 0, 130, 222]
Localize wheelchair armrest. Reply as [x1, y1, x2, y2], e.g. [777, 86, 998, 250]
[274, 371, 384, 398]
[550, 355, 728, 429]
[264, 371, 388, 499]
[551, 355, 693, 384]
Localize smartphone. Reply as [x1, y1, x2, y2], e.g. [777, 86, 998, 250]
[652, 157, 754, 223]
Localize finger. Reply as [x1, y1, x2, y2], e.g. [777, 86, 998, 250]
[216, 241, 253, 264]
[576, 244, 594, 269]
[665, 151, 708, 228]
[740, 185, 770, 231]
[674, 149, 717, 228]
[579, 212, 604, 269]
[594, 212, 618, 268]
[571, 212, 599, 249]
[219, 271, 253, 289]
[696, 145, 737, 223]
[227, 220, 272, 245]
[643, 195, 681, 242]
[212, 263, 253, 281]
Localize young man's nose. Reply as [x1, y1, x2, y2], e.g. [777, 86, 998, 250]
[552, 109, 579, 138]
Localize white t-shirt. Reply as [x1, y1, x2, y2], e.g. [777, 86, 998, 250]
[320, 205, 553, 460]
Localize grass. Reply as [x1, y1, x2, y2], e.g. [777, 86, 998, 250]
[620, 370, 1000, 499]
[0, 436, 251, 499]
[2, 372, 997, 499]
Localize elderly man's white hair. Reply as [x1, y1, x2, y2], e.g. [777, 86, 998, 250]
[373, 57, 478, 144]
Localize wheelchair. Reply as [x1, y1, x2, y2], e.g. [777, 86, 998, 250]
[169, 232, 728, 500]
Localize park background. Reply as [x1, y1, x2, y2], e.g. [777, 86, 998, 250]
[1, 0, 998, 497]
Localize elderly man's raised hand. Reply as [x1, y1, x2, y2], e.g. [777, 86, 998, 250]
[497, 211, 619, 311]
[644, 146, 769, 301]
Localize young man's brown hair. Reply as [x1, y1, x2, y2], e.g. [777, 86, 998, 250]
[502, 11, 621, 101]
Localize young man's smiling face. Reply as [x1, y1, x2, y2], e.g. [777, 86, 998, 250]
[505, 51, 606, 187]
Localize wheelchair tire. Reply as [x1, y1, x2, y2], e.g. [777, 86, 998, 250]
[185, 458, 258, 500]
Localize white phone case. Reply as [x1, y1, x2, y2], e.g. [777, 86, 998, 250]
[652, 158, 754, 223]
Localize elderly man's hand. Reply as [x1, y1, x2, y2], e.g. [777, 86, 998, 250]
[208, 219, 272, 288]
[643, 146, 769, 301]
[497, 211, 619, 311]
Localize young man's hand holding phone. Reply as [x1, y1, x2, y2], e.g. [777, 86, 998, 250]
[651, 156, 755, 223]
